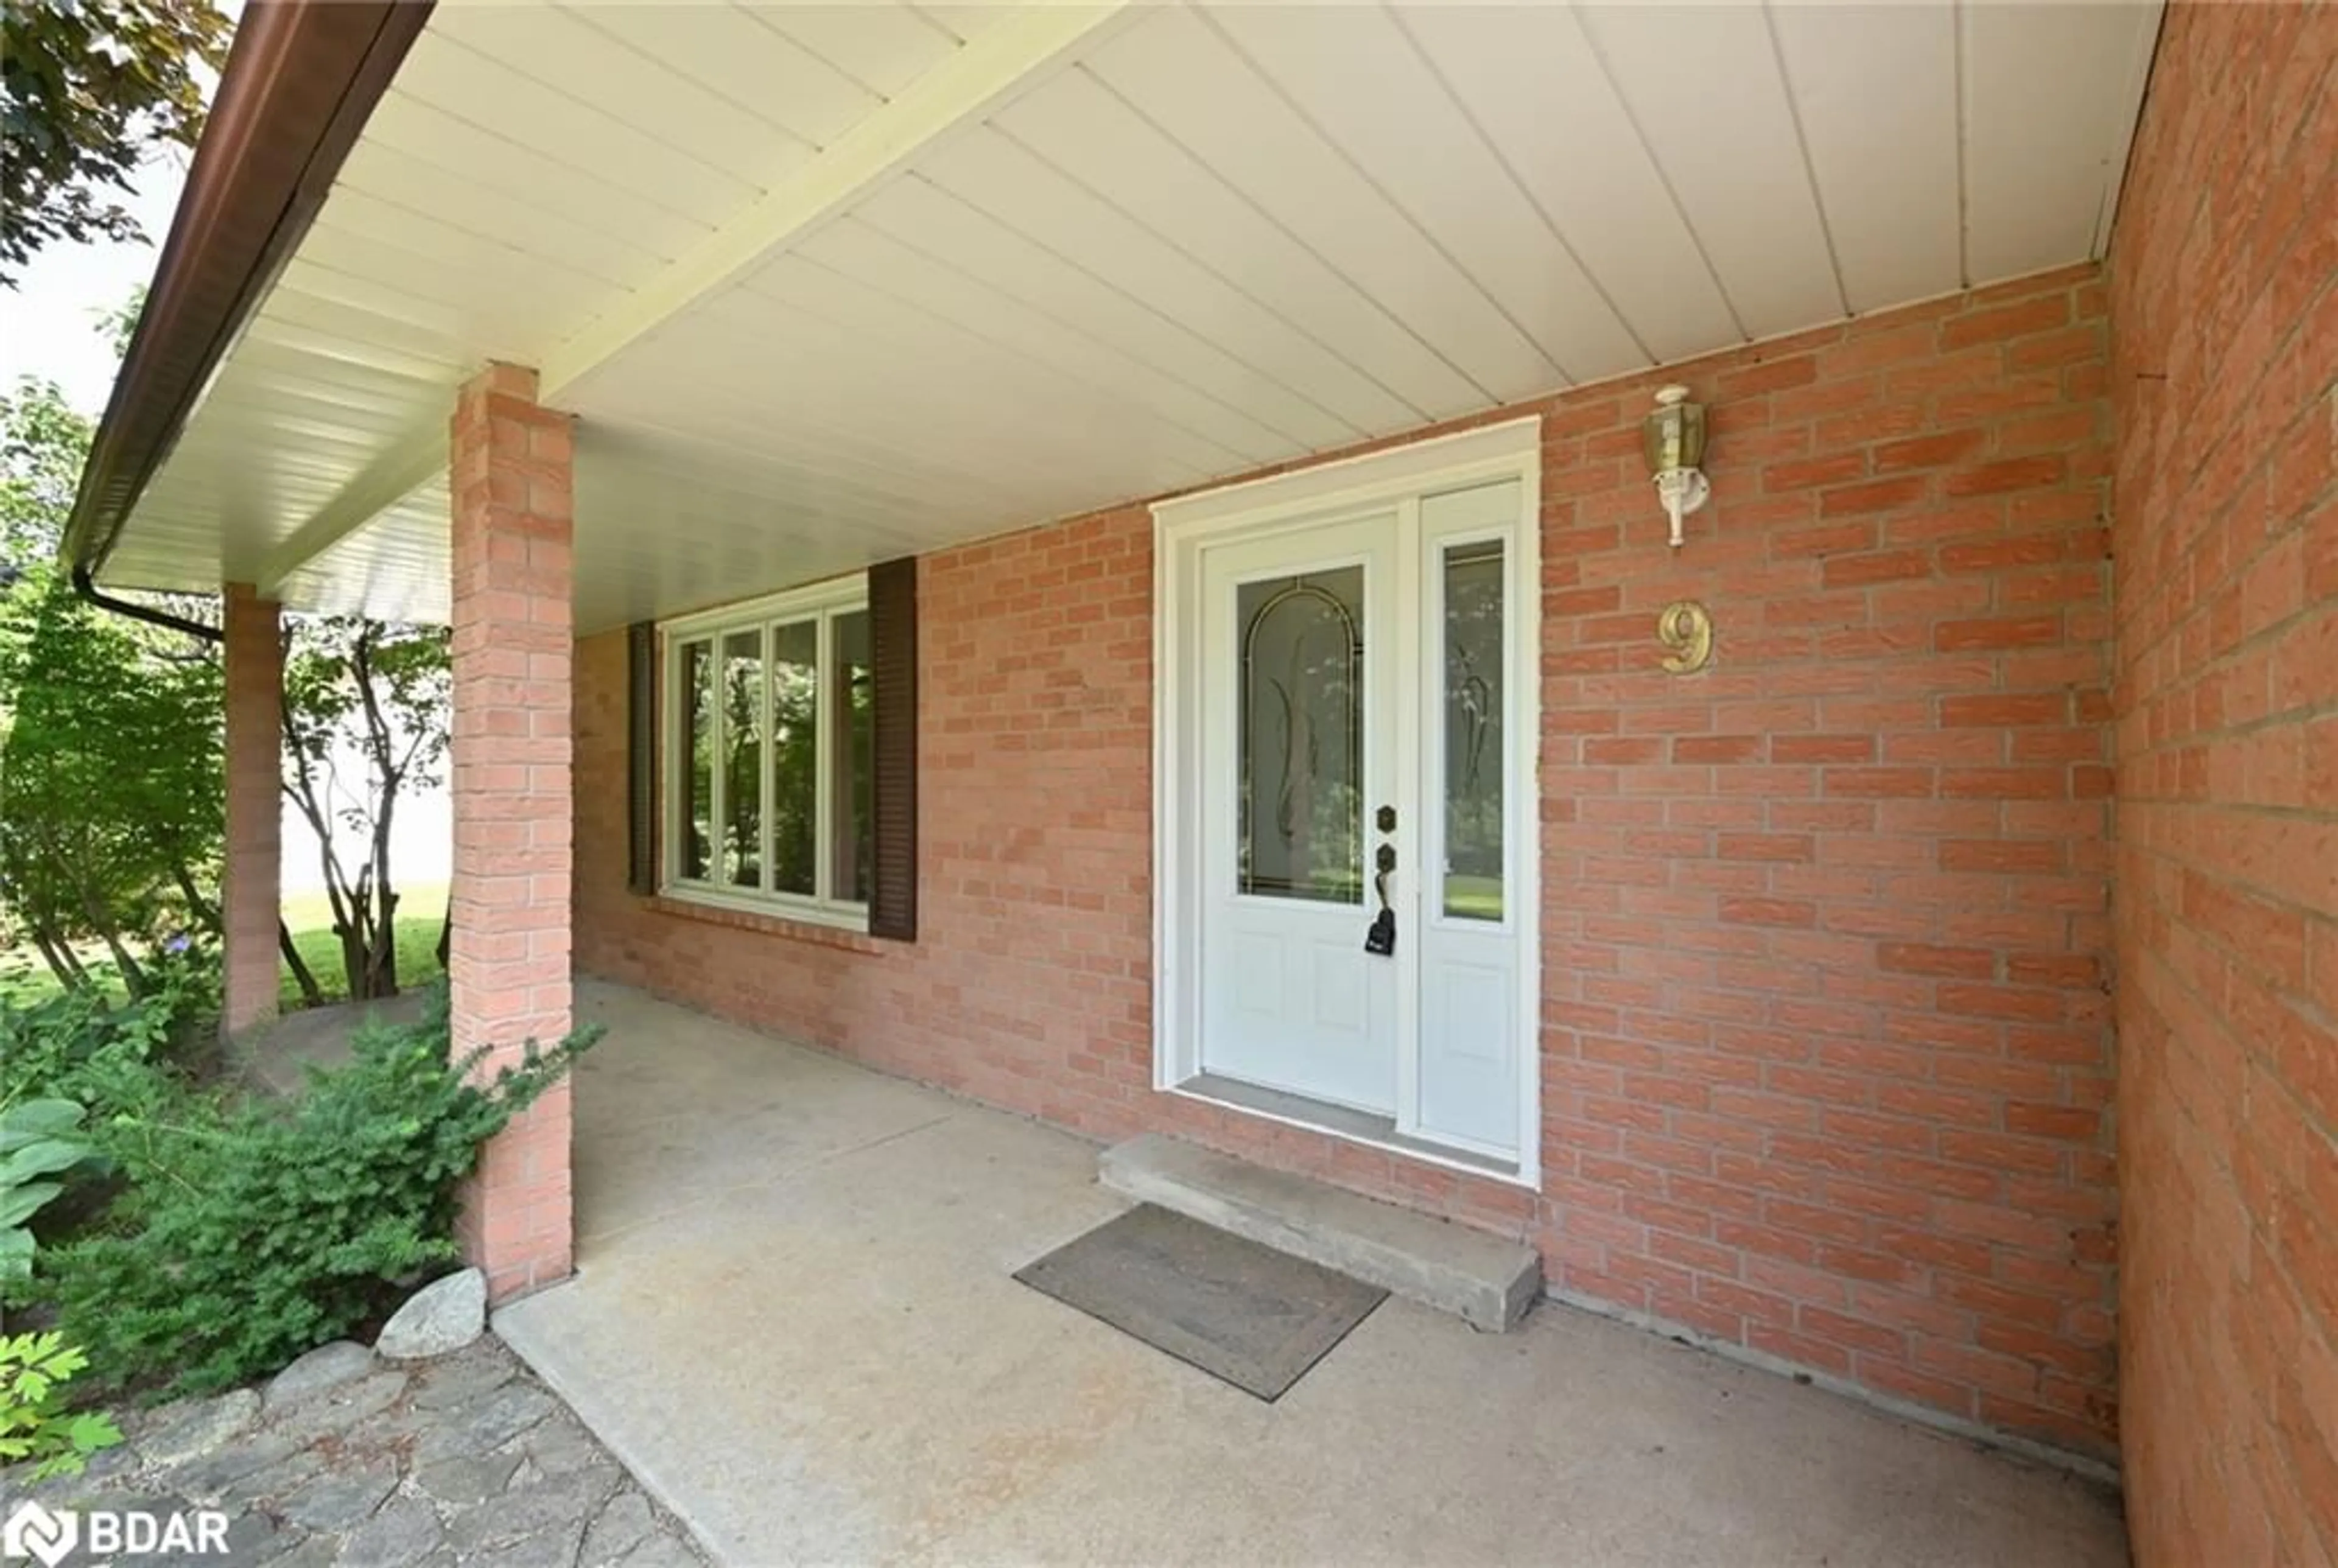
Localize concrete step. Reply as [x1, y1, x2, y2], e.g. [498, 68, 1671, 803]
[1098, 1134, 1542, 1331]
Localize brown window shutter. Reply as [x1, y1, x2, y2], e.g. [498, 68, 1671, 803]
[626, 621, 656, 895]
[868, 556, 918, 940]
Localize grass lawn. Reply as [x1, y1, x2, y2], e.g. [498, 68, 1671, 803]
[279, 882, 449, 1009]
[0, 881, 450, 1012]
[1442, 873, 1504, 921]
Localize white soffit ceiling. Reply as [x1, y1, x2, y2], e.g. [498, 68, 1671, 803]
[108, 0, 2164, 634]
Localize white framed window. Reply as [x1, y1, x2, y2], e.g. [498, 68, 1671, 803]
[661, 578, 874, 931]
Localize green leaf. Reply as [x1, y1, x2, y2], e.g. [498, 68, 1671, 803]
[0, 1138, 91, 1187]
[0, 1181, 65, 1230]
[0, 1099, 86, 1151]
[68, 1411, 121, 1451]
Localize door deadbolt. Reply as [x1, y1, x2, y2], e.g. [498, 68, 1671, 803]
[1376, 804, 1396, 833]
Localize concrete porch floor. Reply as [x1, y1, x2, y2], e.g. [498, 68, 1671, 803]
[496, 982, 2129, 1567]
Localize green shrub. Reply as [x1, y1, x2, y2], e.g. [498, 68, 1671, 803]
[0, 942, 211, 1118]
[49, 985, 599, 1399]
[0, 1333, 121, 1479]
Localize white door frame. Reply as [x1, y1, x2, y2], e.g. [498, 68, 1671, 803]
[1151, 416, 1543, 1189]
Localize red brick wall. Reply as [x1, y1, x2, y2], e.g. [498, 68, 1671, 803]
[2105, 5, 2338, 1561]
[577, 267, 2118, 1457]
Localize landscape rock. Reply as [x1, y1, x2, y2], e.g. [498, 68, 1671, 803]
[40, 1329, 700, 1567]
[138, 1389, 261, 1467]
[468, 1522, 587, 1568]
[276, 1457, 397, 1531]
[163, 1432, 303, 1502]
[413, 1451, 525, 1509]
[378, 1268, 488, 1360]
[448, 1466, 623, 1555]
[580, 1491, 656, 1567]
[217, 1445, 328, 1510]
[508, 1412, 603, 1479]
[412, 1382, 555, 1467]
[269, 1370, 408, 1447]
[614, 1536, 706, 1568]
[410, 1345, 519, 1412]
[251, 1538, 337, 1568]
[338, 1496, 447, 1568]
[264, 1341, 376, 1409]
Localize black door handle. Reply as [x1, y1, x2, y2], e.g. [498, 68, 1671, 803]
[1364, 861, 1395, 956]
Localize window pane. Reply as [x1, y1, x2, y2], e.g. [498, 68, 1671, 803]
[720, 630, 764, 889]
[1237, 567, 1364, 905]
[830, 610, 874, 905]
[1442, 541, 1504, 920]
[680, 640, 714, 881]
[769, 620, 820, 896]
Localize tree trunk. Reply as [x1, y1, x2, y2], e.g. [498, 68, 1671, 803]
[371, 889, 399, 996]
[170, 863, 221, 937]
[278, 921, 323, 1009]
[94, 922, 147, 998]
[31, 928, 88, 991]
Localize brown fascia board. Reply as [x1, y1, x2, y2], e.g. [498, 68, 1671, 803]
[61, 0, 435, 581]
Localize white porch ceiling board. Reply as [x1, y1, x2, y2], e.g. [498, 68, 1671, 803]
[579, 449, 937, 551]
[281, 483, 454, 624]
[356, 89, 716, 274]
[1395, 4, 1740, 365]
[545, 4, 881, 153]
[1963, 2, 2163, 280]
[256, 280, 488, 377]
[851, 174, 1357, 452]
[793, 216, 1301, 466]
[620, 276, 1217, 500]
[984, 66, 1475, 425]
[570, 391, 1067, 522]
[297, 188, 633, 311]
[914, 124, 1414, 436]
[568, 428, 1080, 584]
[1206, 3, 1645, 385]
[1089, 7, 1558, 404]
[153, 398, 393, 464]
[720, 274, 1224, 491]
[273, 251, 589, 369]
[234, 315, 465, 390]
[570, 440, 943, 630]
[1769, 4, 1963, 313]
[328, 135, 680, 296]
[756, 4, 963, 100]
[1576, 3, 1846, 338]
[574, 318, 1172, 509]
[580, 422, 1032, 536]
[385, 30, 762, 224]
[203, 341, 451, 429]
[181, 365, 422, 439]
[911, 5, 1018, 47]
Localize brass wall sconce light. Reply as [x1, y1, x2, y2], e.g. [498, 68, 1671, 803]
[1642, 385, 1710, 549]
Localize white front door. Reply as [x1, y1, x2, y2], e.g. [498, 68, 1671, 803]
[1185, 475, 1531, 1161]
[1199, 513, 1399, 1113]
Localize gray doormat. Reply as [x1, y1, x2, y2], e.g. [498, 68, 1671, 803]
[1013, 1203, 1388, 1401]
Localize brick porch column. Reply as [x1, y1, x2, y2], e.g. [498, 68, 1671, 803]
[221, 582, 281, 1035]
[448, 362, 575, 1301]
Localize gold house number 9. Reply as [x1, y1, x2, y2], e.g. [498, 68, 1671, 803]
[1657, 601, 1714, 674]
